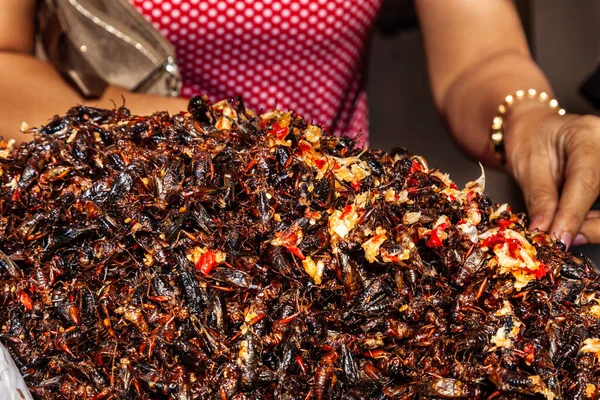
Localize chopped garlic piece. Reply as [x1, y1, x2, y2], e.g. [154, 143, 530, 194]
[457, 222, 478, 243]
[529, 375, 555, 400]
[466, 208, 481, 226]
[143, 253, 154, 267]
[434, 215, 450, 228]
[491, 327, 509, 348]
[302, 257, 325, 284]
[328, 205, 361, 241]
[361, 227, 387, 263]
[495, 300, 514, 316]
[403, 211, 421, 225]
[589, 305, 600, 318]
[490, 204, 509, 221]
[586, 384, 596, 398]
[490, 320, 522, 349]
[384, 189, 409, 205]
[580, 338, 600, 358]
[303, 125, 322, 144]
[214, 250, 227, 264]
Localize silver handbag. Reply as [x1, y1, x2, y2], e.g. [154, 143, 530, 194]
[37, 0, 182, 98]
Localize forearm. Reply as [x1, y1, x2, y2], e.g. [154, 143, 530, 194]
[415, 0, 556, 166]
[441, 50, 553, 166]
[0, 52, 189, 143]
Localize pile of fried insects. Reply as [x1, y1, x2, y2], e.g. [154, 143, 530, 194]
[1, 96, 599, 400]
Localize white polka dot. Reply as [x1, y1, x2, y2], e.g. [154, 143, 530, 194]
[281, 8, 291, 18]
[142, 1, 153, 11]
[151, 8, 161, 17]
[181, 2, 190, 11]
[272, 2, 282, 11]
[244, 8, 254, 17]
[254, 15, 264, 24]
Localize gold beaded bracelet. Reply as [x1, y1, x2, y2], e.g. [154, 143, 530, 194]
[491, 88, 566, 164]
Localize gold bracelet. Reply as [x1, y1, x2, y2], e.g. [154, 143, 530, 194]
[491, 89, 566, 164]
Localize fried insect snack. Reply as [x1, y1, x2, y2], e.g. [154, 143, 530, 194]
[0, 96, 599, 399]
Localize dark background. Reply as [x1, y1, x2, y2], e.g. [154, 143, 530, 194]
[367, 0, 600, 261]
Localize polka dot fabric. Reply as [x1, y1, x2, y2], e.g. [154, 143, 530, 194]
[130, 0, 381, 143]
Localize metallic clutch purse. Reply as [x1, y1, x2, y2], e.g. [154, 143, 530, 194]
[36, 0, 182, 98]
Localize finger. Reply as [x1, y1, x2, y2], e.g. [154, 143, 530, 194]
[550, 157, 600, 248]
[586, 209, 600, 219]
[518, 159, 559, 232]
[574, 216, 600, 245]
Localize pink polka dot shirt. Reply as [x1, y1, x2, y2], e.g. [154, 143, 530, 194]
[131, 0, 382, 143]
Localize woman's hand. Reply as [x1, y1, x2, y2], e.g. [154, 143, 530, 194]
[505, 102, 600, 248]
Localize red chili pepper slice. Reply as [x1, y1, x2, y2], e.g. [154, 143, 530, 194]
[197, 250, 217, 275]
[340, 205, 353, 219]
[409, 160, 423, 174]
[268, 123, 289, 140]
[496, 218, 512, 229]
[466, 190, 477, 205]
[427, 224, 448, 248]
[532, 263, 547, 279]
[19, 291, 33, 310]
[522, 342, 535, 364]
[275, 229, 306, 260]
[314, 158, 327, 169]
[298, 141, 312, 154]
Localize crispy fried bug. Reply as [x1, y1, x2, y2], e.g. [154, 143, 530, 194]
[1, 96, 600, 399]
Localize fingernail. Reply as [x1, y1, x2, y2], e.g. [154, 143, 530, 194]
[560, 232, 572, 249]
[572, 233, 589, 247]
[529, 215, 544, 231]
